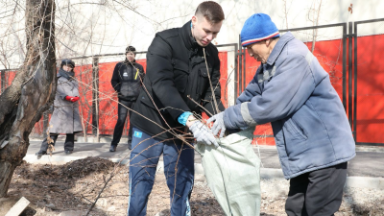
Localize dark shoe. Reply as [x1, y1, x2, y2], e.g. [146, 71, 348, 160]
[109, 145, 117, 152]
[65, 150, 73, 155]
[127, 141, 132, 150]
[35, 150, 47, 158]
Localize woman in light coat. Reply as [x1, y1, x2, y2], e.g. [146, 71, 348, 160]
[36, 59, 82, 156]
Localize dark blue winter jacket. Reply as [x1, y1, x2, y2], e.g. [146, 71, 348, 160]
[224, 32, 355, 179]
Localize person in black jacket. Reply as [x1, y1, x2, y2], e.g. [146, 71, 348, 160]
[127, 1, 225, 215]
[110, 46, 145, 152]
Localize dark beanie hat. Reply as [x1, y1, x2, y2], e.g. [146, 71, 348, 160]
[61, 59, 75, 68]
[241, 13, 280, 47]
[126, 46, 136, 54]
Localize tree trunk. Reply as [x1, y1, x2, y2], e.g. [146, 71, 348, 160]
[0, 0, 56, 197]
[0, 161, 15, 196]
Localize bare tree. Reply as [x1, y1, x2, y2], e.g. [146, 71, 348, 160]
[282, 0, 291, 29]
[308, 0, 323, 53]
[0, 0, 56, 196]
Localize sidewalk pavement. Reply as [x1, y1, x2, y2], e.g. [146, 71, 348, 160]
[26, 140, 384, 189]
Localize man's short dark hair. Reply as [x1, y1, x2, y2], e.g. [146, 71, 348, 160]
[195, 1, 225, 24]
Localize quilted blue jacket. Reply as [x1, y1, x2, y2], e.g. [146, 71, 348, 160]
[224, 32, 355, 179]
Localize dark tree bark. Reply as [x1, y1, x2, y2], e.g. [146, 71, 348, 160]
[0, 0, 56, 196]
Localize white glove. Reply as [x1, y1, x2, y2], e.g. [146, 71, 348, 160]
[189, 121, 219, 147]
[207, 112, 226, 138]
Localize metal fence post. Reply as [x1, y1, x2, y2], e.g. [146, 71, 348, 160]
[342, 24, 347, 111]
[348, 22, 353, 128]
[353, 22, 358, 142]
[238, 35, 243, 96]
[1, 70, 5, 93]
[92, 57, 99, 137]
[43, 111, 48, 138]
[242, 42, 246, 92]
[234, 43, 238, 105]
[215, 43, 239, 106]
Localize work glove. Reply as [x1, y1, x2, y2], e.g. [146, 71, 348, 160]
[65, 96, 80, 103]
[207, 112, 226, 138]
[72, 96, 80, 102]
[189, 121, 219, 147]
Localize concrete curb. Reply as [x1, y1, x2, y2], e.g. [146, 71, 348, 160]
[29, 135, 384, 153]
[253, 144, 384, 153]
[346, 176, 384, 189]
[23, 154, 130, 165]
[260, 168, 285, 179]
[29, 136, 128, 143]
[23, 154, 384, 190]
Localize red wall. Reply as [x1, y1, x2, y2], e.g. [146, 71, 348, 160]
[74, 64, 93, 134]
[97, 59, 147, 135]
[79, 54, 227, 136]
[246, 39, 346, 145]
[1, 35, 382, 144]
[355, 35, 384, 143]
[246, 35, 384, 145]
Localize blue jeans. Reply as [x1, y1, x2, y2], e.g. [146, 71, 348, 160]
[127, 127, 194, 216]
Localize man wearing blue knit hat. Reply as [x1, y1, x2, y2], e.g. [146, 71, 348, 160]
[208, 13, 355, 215]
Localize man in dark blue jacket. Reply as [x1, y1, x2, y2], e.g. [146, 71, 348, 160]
[208, 13, 355, 216]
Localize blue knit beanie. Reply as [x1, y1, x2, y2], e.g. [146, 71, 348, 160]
[241, 13, 280, 47]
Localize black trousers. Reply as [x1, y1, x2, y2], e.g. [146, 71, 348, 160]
[39, 133, 75, 152]
[111, 99, 134, 146]
[285, 162, 347, 216]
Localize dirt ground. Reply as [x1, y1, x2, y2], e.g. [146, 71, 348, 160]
[0, 157, 383, 216]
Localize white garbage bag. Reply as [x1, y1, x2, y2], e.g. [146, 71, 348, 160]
[195, 127, 261, 216]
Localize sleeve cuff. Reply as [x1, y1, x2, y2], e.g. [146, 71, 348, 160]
[177, 112, 193, 126]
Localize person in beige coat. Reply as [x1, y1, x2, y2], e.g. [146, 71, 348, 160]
[36, 59, 82, 156]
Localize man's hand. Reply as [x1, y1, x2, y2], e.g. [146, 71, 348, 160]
[207, 112, 226, 138]
[65, 96, 80, 103]
[189, 121, 219, 147]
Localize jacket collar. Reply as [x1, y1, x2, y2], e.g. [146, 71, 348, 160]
[266, 32, 295, 65]
[180, 21, 201, 51]
[124, 59, 136, 64]
[58, 68, 75, 80]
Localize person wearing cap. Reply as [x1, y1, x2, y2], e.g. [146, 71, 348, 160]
[208, 13, 355, 215]
[128, 1, 225, 215]
[110, 46, 145, 152]
[35, 59, 82, 156]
